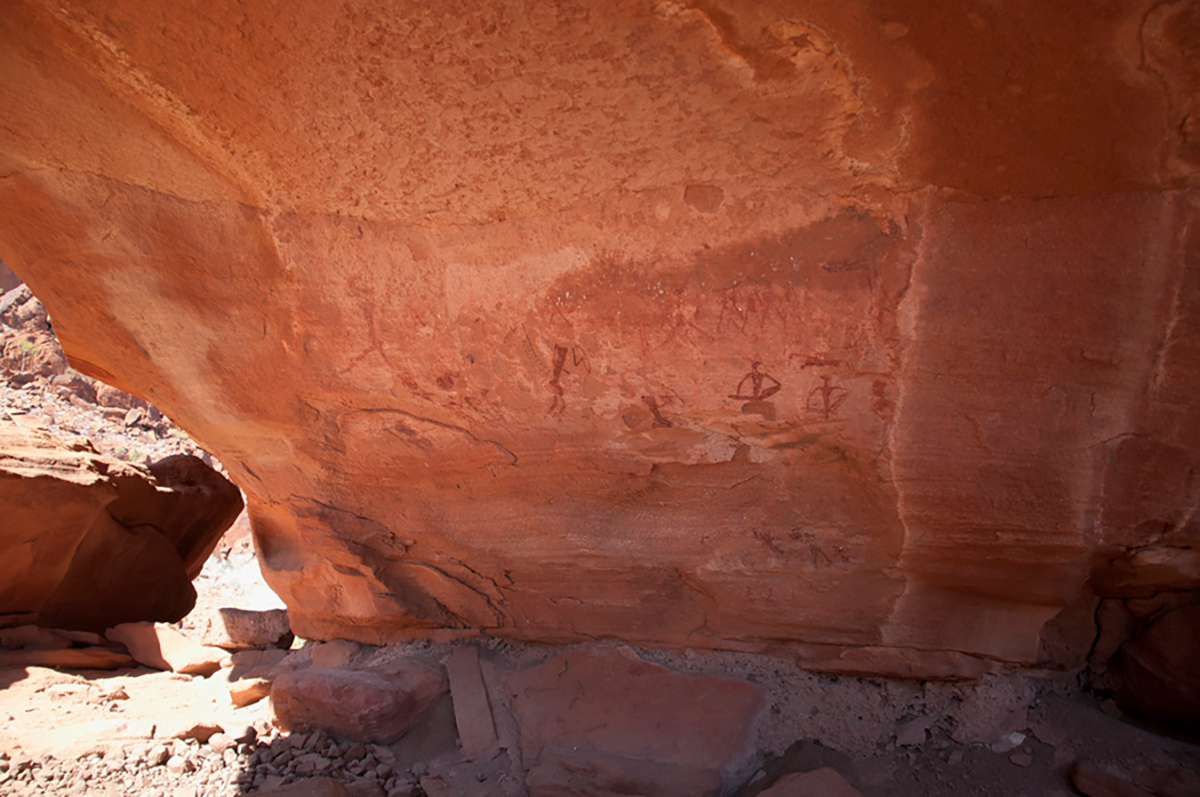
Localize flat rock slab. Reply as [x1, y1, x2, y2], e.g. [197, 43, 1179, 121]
[229, 676, 273, 708]
[506, 647, 766, 787]
[445, 646, 499, 762]
[106, 622, 226, 676]
[271, 663, 447, 744]
[527, 745, 723, 797]
[0, 646, 132, 670]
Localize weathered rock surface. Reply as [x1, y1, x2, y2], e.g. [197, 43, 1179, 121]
[271, 664, 448, 744]
[0, 423, 242, 630]
[0, 0, 1197, 682]
[507, 647, 766, 791]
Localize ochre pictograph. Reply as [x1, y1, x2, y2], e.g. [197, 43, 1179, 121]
[729, 361, 782, 401]
[548, 344, 590, 416]
[806, 375, 848, 419]
[641, 395, 673, 428]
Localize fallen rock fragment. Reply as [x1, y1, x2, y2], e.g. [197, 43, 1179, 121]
[197, 607, 292, 650]
[446, 646, 499, 762]
[106, 622, 226, 676]
[758, 768, 863, 797]
[229, 676, 273, 708]
[271, 662, 447, 744]
[507, 647, 766, 790]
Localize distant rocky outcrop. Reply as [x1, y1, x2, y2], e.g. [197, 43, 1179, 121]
[0, 423, 243, 631]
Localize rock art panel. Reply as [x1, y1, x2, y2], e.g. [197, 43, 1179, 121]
[0, 0, 1197, 679]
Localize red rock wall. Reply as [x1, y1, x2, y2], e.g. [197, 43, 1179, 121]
[0, 0, 1196, 676]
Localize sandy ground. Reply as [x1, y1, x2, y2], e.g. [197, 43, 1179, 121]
[1, 614, 1198, 796]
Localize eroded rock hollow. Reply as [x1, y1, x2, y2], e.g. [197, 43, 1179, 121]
[0, 0, 1197, 677]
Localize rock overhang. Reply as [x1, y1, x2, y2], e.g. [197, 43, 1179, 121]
[0, 0, 1197, 678]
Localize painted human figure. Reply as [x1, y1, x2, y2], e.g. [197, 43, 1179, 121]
[730, 361, 781, 401]
[806, 375, 848, 419]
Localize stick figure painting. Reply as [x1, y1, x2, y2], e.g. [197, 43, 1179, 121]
[730, 361, 781, 420]
[729, 361, 782, 401]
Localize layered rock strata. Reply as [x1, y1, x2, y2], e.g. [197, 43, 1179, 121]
[0, 0, 1197, 677]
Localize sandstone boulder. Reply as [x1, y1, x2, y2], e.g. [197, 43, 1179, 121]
[271, 663, 448, 744]
[1106, 604, 1200, 727]
[194, 607, 292, 651]
[507, 647, 766, 791]
[0, 424, 242, 632]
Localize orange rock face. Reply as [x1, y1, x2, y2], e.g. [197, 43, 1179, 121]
[0, 0, 1196, 676]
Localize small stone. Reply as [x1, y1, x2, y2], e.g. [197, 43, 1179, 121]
[231, 724, 257, 744]
[895, 716, 931, 747]
[991, 732, 1026, 753]
[1010, 752, 1033, 767]
[165, 756, 192, 775]
[345, 744, 367, 761]
[229, 677, 273, 708]
[207, 733, 235, 753]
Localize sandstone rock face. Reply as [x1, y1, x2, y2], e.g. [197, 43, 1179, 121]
[0, 0, 1197, 678]
[0, 423, 243, 630]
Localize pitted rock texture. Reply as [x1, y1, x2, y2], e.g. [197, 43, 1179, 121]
[0, 0, 1198, 677]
